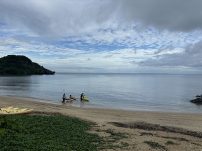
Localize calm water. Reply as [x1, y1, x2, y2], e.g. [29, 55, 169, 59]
[0, 73, 202, 113]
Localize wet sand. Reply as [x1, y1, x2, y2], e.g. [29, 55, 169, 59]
[0, 96, 202, 151]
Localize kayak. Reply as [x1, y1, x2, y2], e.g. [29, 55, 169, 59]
[82, 96, 89, 102]
[0, 106, 33, 114]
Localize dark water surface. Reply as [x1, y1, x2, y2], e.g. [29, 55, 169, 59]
[0, 73, 202, 113]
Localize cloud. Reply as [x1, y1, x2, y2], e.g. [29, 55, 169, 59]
[1, 24, 202, 73]
[117, 0, 202, 31]
[1, 0, 202, 73]
[0, 0, 115, 36]
[1, 0, 202, 38]
[140, 41, 202, 67]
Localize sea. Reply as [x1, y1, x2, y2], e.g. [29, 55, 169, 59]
[0, 73, 202, 113]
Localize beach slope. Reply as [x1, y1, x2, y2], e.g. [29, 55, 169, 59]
[0, 96, 202, 150]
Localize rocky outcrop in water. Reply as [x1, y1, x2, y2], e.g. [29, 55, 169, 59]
[190, 95, 202, 105]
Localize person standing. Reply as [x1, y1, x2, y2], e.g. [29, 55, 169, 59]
[62, 93, 66, 103]
[80, 93, 84, 101]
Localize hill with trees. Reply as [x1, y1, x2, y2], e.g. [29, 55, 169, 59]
[0, 55, 55, 75]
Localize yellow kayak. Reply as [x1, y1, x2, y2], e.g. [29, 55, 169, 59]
[0, 106, 33, 114]
[83, 96, 89, 102]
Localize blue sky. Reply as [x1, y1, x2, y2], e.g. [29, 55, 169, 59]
[1, 0, 202, 73]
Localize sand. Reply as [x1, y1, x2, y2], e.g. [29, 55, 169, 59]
[0, 96, 202, 151]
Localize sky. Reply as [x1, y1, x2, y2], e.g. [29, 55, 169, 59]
[1, 0, 202, 73]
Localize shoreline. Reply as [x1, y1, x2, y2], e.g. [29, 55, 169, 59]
[3, 95, 202, 114]
[0, 95, 202, 131]
[1, 95, 202, 150]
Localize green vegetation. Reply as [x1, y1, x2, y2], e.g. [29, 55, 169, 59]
[165, 140, 176, 145]
[0, 114, 102, 151]
[105, 129, 128, 141]
[144, 141, 167, 151]
[98, 129, 129, 150]
[140, 132, 154, 136]
[0, 55, 55, 75]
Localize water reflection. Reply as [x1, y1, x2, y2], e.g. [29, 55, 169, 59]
[0, 76, 33, 95]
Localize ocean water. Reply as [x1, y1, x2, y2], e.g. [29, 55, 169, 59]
[0, 73, 202, 113]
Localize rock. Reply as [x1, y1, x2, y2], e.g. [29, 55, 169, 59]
[190, 95, 202, 105]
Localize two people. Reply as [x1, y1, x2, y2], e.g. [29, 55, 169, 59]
[62, 93, 87, 103]
[62, 93, 77, 103]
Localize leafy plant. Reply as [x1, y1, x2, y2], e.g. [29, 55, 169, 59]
[0, 114, 102, 151]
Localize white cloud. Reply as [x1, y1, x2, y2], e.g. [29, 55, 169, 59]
[1, 0, 202, 73]
[140, 41, 202, 68]
[1, 0, 202, 37]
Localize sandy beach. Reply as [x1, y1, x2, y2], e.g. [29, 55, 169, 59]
[0, 96, 202, 151]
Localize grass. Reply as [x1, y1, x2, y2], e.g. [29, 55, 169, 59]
[140, 132, 153, 136]
[99, 129, 129, 150]
[110, 121, 202, 138]
[0, 114, 102, 151]
[165, 140, 177, 145]
[105, 129, 128, 141]
[144, 141, 167, 151]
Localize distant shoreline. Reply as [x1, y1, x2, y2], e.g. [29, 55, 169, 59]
[56, 72, 202, 75]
